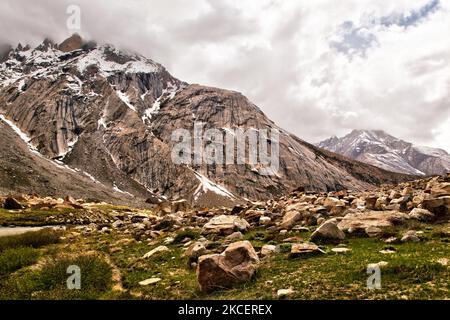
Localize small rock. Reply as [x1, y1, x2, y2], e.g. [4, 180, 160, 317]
[259, 216, 272, 225]
[436, 258, 448, 266]
[154, 215, 178, 231]
[376, 261, 389, 268]
[143, 245, 170, 258]
[101, 227, 111, 234]
[365, 226, 384, 238]
[225, 231, 244, 242]
[331, 247, 351, 254]
[384, 237, 399, 244]
[261, 244, 278, 256]
[277, 288, 294, 298]
[112, 220, 124, 228]
[289, 242, 325, 258]
[380, 246, 397, 254]
[184, 242, 207, 268]
[401, 230, 420, 243]
[280, 210, 303, 230]
[3, 197, 23, 210]
[183, 240, 193, 247]
[139, 278, 161, 286]
[163, 237, 175, 245]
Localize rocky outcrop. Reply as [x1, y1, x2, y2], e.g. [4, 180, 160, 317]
[337, 211, 409, 237]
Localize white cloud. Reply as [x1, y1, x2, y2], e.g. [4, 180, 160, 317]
[0, 0, 449, 151]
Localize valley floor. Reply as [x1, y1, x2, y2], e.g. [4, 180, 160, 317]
[0, 202, 448, 300]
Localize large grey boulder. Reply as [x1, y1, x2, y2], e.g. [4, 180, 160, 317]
[202, 215, 250, 235]
[310, 221, 345, 244]
[196, 241, 259, 292]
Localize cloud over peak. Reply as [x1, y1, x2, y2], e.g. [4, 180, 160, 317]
[0, 0, 449, 152]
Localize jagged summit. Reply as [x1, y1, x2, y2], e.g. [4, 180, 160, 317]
[317, 130, 450, 176]
[58, 33, 84, 52]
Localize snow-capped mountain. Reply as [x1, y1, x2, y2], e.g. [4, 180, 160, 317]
[0, 34, 412, 206]
[317, 130, 450, 176]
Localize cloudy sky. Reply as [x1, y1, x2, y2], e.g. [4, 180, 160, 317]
[1, 0, 450, 151]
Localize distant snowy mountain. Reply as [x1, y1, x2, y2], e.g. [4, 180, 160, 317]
[317, 130, 450, 176]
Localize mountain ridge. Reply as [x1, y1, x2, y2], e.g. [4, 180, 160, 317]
[0, 35, 414, 206]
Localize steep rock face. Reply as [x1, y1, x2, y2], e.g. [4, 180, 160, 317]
[0, 35, 413, 205]
[149, 85, 414, 199]
[317, 130, 450, 176]
[0, 116, 151, 206]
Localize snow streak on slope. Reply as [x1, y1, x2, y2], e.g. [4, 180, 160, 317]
[193, 172, 236, 201]
[0, 114, 39, 154]
[116, 90, 137, 112]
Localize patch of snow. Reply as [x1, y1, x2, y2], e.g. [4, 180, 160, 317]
[0, 114, 39, 154]
[65, 75, 83, 94]
[97, 115, 107, 129]
[53, 160, 78, 173]
[76, 46, 159, 76]
[113, 183, 134, 197]
[59, 136, 79, 159]
[116, 90, 137, 112]
[83, 171, 100, 184]
[17, 79, 26, 92]
[140, 91, 149, 101]
[366, 153, 426, 176]
[193, 172, 236, 201]
[142, 83, 180, 123]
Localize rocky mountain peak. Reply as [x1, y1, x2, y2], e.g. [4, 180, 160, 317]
[36, 38, 57, 51]
[58, 33, 84, 52]
[0, 36, 414, 207]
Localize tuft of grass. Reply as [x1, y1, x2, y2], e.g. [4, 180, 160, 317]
[0, 247, 39, 276]
[0, 254, 112, 300]
[0, 229, 61, 252]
